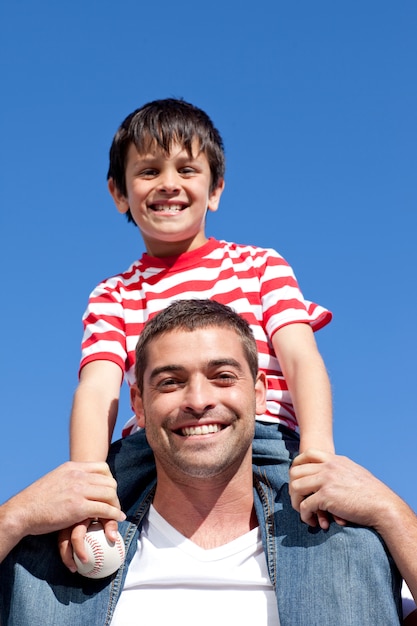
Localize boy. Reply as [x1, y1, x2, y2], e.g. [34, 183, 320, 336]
[63, 98, 334, 568]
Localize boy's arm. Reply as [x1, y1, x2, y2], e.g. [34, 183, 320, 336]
[272, 322, 334, 454]
[61, 361, 123, 571]
[70, 360, 123, 462]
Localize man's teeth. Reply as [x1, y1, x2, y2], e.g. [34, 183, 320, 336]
[152, 204, 184, 212]
[181, 424, 223, 436]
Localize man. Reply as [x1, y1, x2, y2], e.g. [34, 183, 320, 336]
[0, 300, 404, 625]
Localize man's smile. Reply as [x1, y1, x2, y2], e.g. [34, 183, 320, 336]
[176, 423, 227, 437]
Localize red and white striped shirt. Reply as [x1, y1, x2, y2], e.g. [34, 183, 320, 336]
[80, 238, 331, 432]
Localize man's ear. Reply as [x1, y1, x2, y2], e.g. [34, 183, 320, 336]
[254, 371, 267, 416]
[207, 178, 225, 214]
[108, 178, 129, 215]
[130, 384, 145, 428]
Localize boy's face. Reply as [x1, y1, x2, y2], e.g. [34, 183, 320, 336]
[108, 140, 224, 257]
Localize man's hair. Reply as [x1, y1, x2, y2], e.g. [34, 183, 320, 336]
[135, 299, 258, 392]
[108, 98, 226, 224]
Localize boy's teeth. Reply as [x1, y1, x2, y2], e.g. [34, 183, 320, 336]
[181, 424, 222, 436]
[153, 204, 183, 212]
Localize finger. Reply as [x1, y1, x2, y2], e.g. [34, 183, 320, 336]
[290, 461, 325, 482]
[291, 449, 329, 468]
[299, 506, 319, 527]
[85, 501, 126, 522]
[76, 461, 113, 478]
[289, 489, 303, 512]
[80, 476, 121, 506]
[290, 454, 306, 469]
[77, 476, 119, 501]
[58, 527, 72, 564]
[101, 518, 120, 543]
[289, 480, 307, 512]
[298, 494, 322, 527]
[289, 472, 323, 503]
[61, 544, 78, 573]
[317, 509, 331, 530]
[71, 520, 90, 563]
[58, 528, 79, 573]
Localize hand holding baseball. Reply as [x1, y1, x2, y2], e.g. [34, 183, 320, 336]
[0, 461, 125, 564]
[73, 520, 125, 579]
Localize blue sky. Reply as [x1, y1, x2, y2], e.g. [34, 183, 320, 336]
[1, 1, 416, 515]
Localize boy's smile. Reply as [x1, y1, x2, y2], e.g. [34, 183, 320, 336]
[108, 141, 224, 257]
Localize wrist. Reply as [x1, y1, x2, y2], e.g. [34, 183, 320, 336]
[369, 491, 410, 535]
[299, 439, 335, 455]
[0, 497, 28, 551]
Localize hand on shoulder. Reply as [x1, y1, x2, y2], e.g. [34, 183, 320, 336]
[289, 449, 400, 530]
[0, 461, 125, 563]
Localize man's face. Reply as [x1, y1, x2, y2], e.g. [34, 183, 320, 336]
[131, 327, 266, 482]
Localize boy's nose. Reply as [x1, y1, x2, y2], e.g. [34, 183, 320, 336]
[158, 170, 180, 193]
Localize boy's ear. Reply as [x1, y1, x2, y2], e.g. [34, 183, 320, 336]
[108, 178, 129, 215]
[130, 384, 145, 428]
[207, 178, 225, 214]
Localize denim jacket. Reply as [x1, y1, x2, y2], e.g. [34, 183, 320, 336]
[0, 431, 402, 626]
[0, 475, 279, 626]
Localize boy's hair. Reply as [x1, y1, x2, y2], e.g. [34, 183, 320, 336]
[108, 98, 226, 224]
[135, 299, 258, 393]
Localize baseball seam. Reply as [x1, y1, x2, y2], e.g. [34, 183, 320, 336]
[85, 534, 105, 576]
[116, 536, 125, 563]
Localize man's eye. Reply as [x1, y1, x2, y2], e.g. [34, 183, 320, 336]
[215, 373, 237, 385]
[157, 378, 181, 390]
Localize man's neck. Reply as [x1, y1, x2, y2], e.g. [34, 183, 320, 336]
[152, 469, 257, 549]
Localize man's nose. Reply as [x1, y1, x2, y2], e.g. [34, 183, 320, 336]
[182, 378, 215, 415]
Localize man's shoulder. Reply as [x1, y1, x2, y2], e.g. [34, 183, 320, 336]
[107, 431, 157, 511]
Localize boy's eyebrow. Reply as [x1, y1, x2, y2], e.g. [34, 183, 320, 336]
[149, 359, 244, 381]
[131, 149, 203, 164]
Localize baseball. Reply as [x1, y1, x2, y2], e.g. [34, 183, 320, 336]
[73, 521, 125, 579]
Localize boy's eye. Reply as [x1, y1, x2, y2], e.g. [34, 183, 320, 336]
[139, 168, 159, 177]
[179, 167, 196, 175]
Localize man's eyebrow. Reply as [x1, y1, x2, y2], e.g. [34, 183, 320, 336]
[149, 359, 244, 381]
[207, 358, 243, 371]
[149, 365, 186, 381]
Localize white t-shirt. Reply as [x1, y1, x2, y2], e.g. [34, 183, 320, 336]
[402, 580, 417, 619]
[111, 505, 280, 625]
